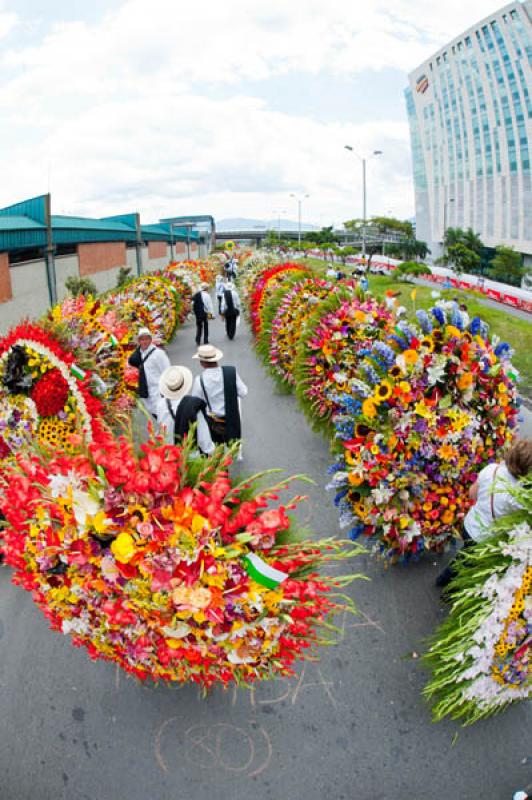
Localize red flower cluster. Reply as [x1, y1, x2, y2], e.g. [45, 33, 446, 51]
[31, 369, 69, 417]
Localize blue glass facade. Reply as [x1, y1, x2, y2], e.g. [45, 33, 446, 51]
[405, 1, 532, 260]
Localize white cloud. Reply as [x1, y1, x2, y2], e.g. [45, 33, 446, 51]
[0, 0, 501, 225]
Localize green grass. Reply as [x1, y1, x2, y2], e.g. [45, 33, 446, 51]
[294, 257, 532, 396]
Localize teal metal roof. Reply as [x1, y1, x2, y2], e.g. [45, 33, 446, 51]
[52, 215, 134, 233]
[0, 215, 45, 231]
[0, 195, 204, 253]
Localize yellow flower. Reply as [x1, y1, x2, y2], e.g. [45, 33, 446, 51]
[398, 381, 412, 394]
[420, 337, 434, 352]
[445, 325, 461, 338]
[497, 382, 507, 394]
[111, 532, 136, 563]
[362, 398, 377, 419]
[414, 401, 433, 420]
[402, 349, 418, 365]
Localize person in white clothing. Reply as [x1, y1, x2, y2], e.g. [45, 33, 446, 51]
[215, 273, 225, 314]
[220, 281, 241, 340]
[191, 344, 247, 455]
[192, 283, 214, 345]
[436, 439, 532, 588]
[156, 365, 214, 455]
[128, 327, 170, 419]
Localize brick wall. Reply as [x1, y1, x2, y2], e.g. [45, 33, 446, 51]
[148, 241, 167, 259]
[174, 242, 186, 256]
[0, 253, 12, 302]
[78, 242, 127, 276]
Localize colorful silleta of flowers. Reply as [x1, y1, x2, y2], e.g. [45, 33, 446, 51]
[0, 430, 362, 687]
[107, 274, 181, 345]
[294, 293, 396, 430]
[0, 322, 105, 461]
[423, 477, 531, 724]
[328, 308, 519, 560]
[269, 278, 338, 386]
[49, 294, 135, 412]
[248, 263, 310, 336]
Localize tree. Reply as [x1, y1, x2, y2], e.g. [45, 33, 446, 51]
[116, 267, 132, 287]
[65, 275, 97, 297]
[370, 216, 414, 238]
[487, 246, 525, 287]
[394, 261, 431, 281]
[447, 243, 481, 274]
[443, 227, 483, 256]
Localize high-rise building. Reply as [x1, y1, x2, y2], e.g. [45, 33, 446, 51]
[405, 2, 532, 265]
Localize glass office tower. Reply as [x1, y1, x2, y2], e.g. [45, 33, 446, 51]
[405, 2, 532, 265]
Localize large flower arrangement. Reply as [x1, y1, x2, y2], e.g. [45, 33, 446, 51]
[327, 309, 519, 560]
[0, 433, 363, 687]
[269, 278, 340, 386]
[248, 264, 310, 336]
[49, 295, 134, 412]
[161, 266, 193, 323]
[108, 275, 179, 344]
[423, 478, 531, 724]
[0, 323, 106, 461]
[294, 293, 396, 430]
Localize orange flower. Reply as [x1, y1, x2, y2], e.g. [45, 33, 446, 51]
[457, 373, 473, 391]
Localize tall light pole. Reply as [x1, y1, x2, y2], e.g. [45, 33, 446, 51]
[290, 193, 309, 246]
[272, 208, 286, 241]
[344, 146, 382, 263]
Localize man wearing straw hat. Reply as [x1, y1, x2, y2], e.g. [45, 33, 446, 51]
[191, 344, 247, 455]
[128, 327, 170, 419]
[192, 283, 215, 346]
[156, 365, 214, 455]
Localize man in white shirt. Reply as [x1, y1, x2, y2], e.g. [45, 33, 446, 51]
[156, 365, 214, 455]
[215, 273, 225, 314]
[220, 281, 241, 340]
[191, 344, 247, 453]
[192, 283, 214, 345]
[128, 327, 170, 419]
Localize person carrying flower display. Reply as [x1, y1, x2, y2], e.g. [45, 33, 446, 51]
[127, 327, 170, 419]
[220, 280, 241, 341]
[191, 344, 247, 456]
[436, 438, 532, 588]
[192, 283, 215, 346]
[156, 365, 214, 455]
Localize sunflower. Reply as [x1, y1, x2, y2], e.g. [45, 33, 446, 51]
[389, 365, 402, 379]
[420, 337, 434, 352]
[354, 422, 371, 437]
[374, 380, 393, 402]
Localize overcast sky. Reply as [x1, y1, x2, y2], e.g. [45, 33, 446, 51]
[0, 0, 501, 227]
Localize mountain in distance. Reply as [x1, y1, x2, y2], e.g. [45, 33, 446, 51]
[216, 217, 320, 232]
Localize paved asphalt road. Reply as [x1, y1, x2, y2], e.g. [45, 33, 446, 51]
[1, 310, 531, 800]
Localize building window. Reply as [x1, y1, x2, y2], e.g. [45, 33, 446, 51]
[465, 35, 472, 48]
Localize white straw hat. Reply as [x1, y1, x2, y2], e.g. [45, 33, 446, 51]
[192, 344, 223, 362]
[158, 365, 193, 400]
[137, 327, 152, 339]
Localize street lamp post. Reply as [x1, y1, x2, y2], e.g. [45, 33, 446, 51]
[289, 193, 309, 246]
[272, 209, 286, 241]
[344, 146, 382, 263]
